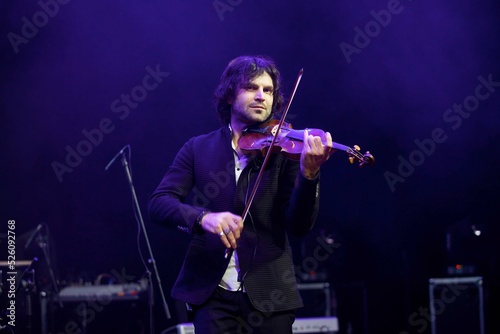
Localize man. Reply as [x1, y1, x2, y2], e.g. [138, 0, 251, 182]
[148, 55, 333, 333]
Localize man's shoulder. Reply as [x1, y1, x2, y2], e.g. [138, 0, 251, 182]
[190, 127, 229, 143]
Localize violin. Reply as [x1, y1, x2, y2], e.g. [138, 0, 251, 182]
[239, 119, 375, 167]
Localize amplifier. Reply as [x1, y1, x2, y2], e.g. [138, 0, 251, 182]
[297, 282, 332, 317]
[174, 317, 339, 334]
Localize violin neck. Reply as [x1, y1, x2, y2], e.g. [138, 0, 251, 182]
[332, 142, 349, 151]
[287, 130, 365, 161]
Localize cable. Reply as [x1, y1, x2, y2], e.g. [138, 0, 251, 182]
[159, 324, 178, 334]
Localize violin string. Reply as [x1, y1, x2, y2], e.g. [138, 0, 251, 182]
[285, 129, 368, 163]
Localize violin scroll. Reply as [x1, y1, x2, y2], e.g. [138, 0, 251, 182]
[348, 145, 375, 167]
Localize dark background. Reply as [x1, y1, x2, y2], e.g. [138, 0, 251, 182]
[1, 0, 499, 333]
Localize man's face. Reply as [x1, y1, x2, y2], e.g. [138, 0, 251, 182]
[230, 72, 274, 126]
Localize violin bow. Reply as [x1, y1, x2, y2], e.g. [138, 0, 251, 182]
[226, 69, 304, 258]
[240, 69, 303, 223]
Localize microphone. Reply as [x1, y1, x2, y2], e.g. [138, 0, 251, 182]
[24, 224, 43, 249]
[105, 145, 129, 171]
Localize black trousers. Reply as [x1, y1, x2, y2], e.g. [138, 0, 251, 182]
[192, 287, 295, 334]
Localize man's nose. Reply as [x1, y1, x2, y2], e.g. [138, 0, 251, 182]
[254, 89, 265, 101]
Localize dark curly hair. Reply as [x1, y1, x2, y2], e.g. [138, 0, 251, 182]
[213, 55, 285, 126]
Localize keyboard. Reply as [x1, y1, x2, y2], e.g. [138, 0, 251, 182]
[58, 282, 147, 302]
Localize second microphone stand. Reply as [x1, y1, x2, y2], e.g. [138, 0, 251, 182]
[108, 146, 171, 334]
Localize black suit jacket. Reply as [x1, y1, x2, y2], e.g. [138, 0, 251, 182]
[148, 126, 320, 312]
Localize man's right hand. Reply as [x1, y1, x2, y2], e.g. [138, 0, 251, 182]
[200, 212, 243, 250]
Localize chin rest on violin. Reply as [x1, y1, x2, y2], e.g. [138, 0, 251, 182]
[239, 119, 375, 167]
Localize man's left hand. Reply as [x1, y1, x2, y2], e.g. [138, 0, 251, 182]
[300, 130, 334, 180]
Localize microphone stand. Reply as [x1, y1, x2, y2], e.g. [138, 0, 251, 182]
[38, 227, 63, 309]
[106, 146, 171, 334]
[25, 224, 63, 309]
